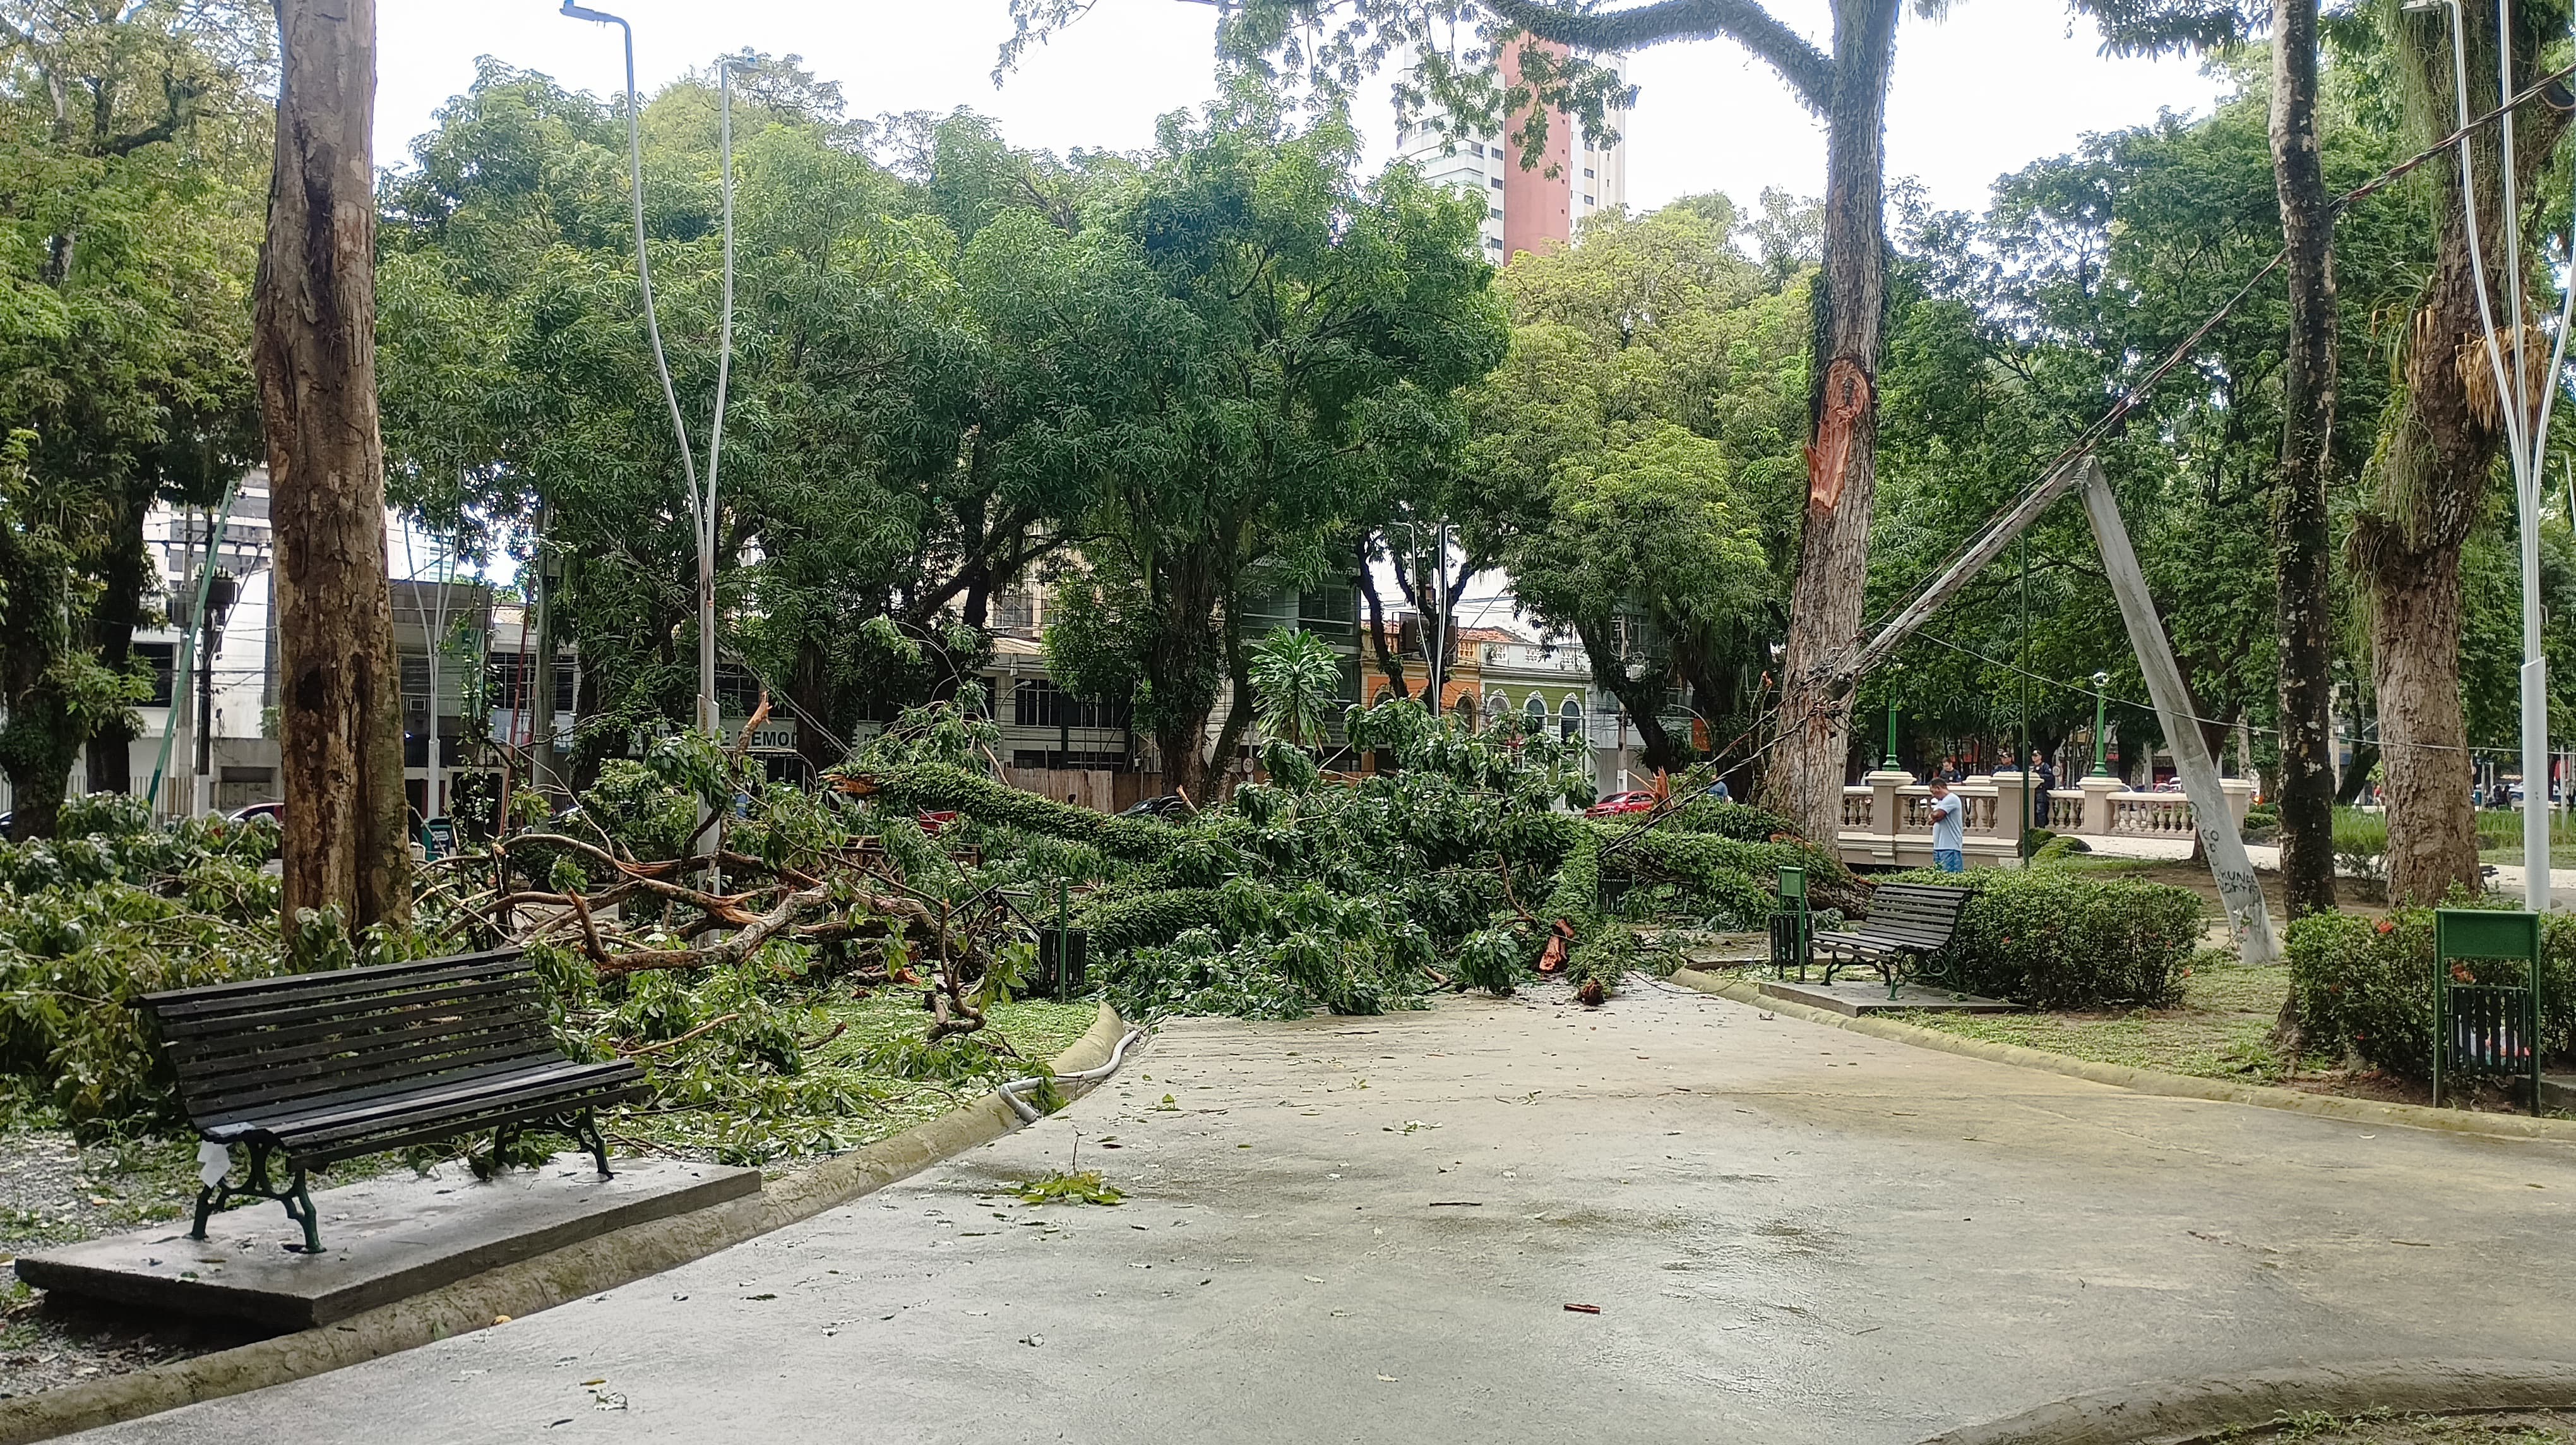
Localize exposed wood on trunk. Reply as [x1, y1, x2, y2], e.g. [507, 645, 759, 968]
[1761, 0, 1901, 842]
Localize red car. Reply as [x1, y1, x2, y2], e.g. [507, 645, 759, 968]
[1583, 790, 1659, 818]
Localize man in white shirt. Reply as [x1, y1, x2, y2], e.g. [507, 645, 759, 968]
[1928, 777, 1965, 873]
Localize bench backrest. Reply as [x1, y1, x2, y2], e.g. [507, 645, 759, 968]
[139, 950, 558, 1129]
[1858, 883, 1971, 947]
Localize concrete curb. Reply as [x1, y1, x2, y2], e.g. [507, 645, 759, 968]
[1917, 1358, 2576, 1444]
[1666, 968, 2576, 1145]
[0, 1003, 1133, 1445]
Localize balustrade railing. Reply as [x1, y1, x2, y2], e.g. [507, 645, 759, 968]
[1837, 773, 2248, 864]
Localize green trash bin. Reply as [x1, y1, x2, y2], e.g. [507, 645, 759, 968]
[2431, 908, 2542, 1115]
[1770, 865, 1812, 980]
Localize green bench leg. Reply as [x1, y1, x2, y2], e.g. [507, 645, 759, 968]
[191, 1141, 323, 1252]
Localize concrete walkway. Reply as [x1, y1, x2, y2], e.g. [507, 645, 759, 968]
[77, 987, 2576, 1444]
[2073, 831, 2576, 905]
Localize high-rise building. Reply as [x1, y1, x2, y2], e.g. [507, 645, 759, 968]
[1397, 44, 1628, 263]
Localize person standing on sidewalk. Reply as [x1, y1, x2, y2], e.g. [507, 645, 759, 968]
[1929, 778, 1966, 873]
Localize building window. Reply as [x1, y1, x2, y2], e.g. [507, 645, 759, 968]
[1583, 167, 1596, 178]
[134, 642, 176, 707]
[1485, 692, 1508, 724]
[1489, 176, 1503, 189]
[1583, 195, 1595, 206]
[1469, 141, 1484, 156]
[1486, 237, 1503, 250]
[1012, 676, 1130, 731]
[1489, 207, 1503, 219]
[1561, 697, 1581, 742]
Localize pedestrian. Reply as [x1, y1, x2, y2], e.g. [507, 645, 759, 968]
[1707, 776, 1732, 803]
[1928, 777, 1965, 873]
[2034, 755, 2057, 829]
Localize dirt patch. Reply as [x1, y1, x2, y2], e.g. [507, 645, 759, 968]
[2209, 1408, 2576, 1442]
[0, 1129, 266, 1400]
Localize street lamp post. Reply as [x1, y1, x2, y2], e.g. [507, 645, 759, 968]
[1883, 666, 1901, 772]
[2089, 671, 2112, 777]
[559, 1, 719, 749]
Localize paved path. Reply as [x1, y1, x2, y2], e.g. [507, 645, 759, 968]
[81, 988, 2576, 1444]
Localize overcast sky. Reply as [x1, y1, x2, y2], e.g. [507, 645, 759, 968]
[376, 0, 2231, 224]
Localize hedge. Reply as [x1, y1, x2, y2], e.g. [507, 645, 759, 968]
[2286, 905, 2576, 1078]
[1886, 867, 2205, 1010]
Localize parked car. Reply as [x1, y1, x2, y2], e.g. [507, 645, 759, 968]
[1119, 794, 1194, 822]
[229, 801, 284, 826]
[1583, 789, 1659, 818]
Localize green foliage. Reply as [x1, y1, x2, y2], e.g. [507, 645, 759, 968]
[1249, 628, 1343, 750]
[1887, 868, 2207, 1010]
[2287, 906, 2576, 1080]
[1014, 1168, 1124, 1206]
[2332, 808, 2390, 889]
[1097, 878, 1435, 1020]
[0, 806, 289, 1130]
[1450, 925, 1525, 996]
[1539, 830, 1601, 930]
[0, 2, 268, 835]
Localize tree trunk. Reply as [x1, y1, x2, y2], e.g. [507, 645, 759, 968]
[2268, 0, 2340, 925]
[2, 749, 69, 841]
[2353, 0, 2563, 908]
[83, 505, 149, 800]
[1760, 0, 1900, 844]
[2371, 546, 2478, 900]
[254, 0, 409, 933]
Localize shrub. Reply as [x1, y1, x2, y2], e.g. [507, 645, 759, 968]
[2287, 904, 2576, 1078]
[1888, 867, 2205, 1009]
[2330, 808, 2389, 894]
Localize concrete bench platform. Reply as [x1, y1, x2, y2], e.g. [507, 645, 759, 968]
[15, 1154, 758, 1331]
[1760, 978, 2022, 1016]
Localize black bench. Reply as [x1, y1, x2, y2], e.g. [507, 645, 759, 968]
[1810, 882, 1972, 998]
[140, 949, 648, 1252]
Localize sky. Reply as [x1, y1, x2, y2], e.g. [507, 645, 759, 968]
[376, 0, 2233, 224]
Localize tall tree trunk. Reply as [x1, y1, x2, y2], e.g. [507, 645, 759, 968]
[1761, 0, 1900, 843]
[254, 0, 408, 933]
[2371, 546, 2476, 897]
[2269, 0, 2340, 926]
[2356, 0, 2565, 906]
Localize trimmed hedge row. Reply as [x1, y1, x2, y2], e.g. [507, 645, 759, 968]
[1887, 867, 2206, 1010]
[2286, 906, 2576, 1078]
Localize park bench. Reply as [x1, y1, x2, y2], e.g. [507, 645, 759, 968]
[1809, 882, 1972, 998]
[140, 949, 648, 1253]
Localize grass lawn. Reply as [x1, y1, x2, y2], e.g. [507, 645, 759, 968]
[1899, 962, 2290, 1081]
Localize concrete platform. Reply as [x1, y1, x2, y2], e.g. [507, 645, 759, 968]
[2544, 1074, 2576, 1113]
[1758, 976, 2022, 1016]
[15, 1154, 759, 1330]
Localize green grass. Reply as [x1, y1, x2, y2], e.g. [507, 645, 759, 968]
[2474, 808, 2576, 866]
[1899, 962, 2288, 1081]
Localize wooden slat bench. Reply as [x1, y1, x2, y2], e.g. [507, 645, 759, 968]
[140, 949, 648, 1253]
[1810, 882, 1972, 998]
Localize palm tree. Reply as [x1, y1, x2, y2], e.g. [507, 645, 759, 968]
[1249, 629, 1343, 751]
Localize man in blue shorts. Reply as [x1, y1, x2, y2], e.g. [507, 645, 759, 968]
[1928, 777, 1965, 872]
